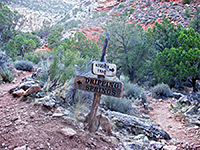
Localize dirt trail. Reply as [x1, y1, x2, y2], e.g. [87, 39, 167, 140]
[0, 72, 114, 150]
[149, 99, 200, 148]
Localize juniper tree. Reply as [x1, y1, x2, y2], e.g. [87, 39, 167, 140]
[154, 28, 200, 92]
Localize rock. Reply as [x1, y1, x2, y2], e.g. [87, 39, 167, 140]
[179, 96, 190, 105]
[106, 110, 171, 140]
[63, 116, 77, 126]
[19, 81, 41, 91]
[30, 112, 36, 119]
[163, 145, 177, 150]
[52, 112, 64, 117]
[124, 143, 145, 150]
[185, 106, 197, 115]
[173, 92, 184, 99]
[42, 96, 55, 108]
[14, 145, 27, 150]
[150, 141, 164, 150]
[60, 127, 77, 137]
[12, 89, 25, 97]
[24, 86, 42, 96]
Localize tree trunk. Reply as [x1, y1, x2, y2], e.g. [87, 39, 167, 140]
[192, 78, 197, 92]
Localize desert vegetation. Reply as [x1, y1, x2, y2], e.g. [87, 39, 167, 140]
[0, 0, 200, 149]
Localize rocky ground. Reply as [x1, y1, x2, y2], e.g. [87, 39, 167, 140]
[149, 98, 200, 149]
[4, 0, 200, 40]
[0, 72, 117, 150]
[1, 71, 200, 149]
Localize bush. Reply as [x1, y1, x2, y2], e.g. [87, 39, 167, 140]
[124, 82, 142, 99]
[103, 96, 132, 114]
[14, 60, 34, 72]
[151, 83, 173, 98]
[182, 0, 192, 4]
[129, 8, 134, 14]
[118, 4, 124, 8]
[0, 68, 14, 83]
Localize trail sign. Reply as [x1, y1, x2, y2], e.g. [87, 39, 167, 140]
[74, 76, 123, 98]
[92, 61, 116, 77]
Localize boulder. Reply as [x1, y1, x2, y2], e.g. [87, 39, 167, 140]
[42, 96, 56, 108]
[24, 86, 42, 96]
[106, 110, 171, 141]
[19, 81, 41, 91]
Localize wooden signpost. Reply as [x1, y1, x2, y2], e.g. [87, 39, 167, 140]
[74, 76, 123, 98]
[74, 32, 123, 132]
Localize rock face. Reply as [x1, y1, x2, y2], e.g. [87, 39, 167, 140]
[106, 110, 171, 141]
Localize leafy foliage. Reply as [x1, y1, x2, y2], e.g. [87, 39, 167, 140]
[102, 13, 154, 81]
[6, 33, 39, 59]
[0, 2, 24, 49]
[47, 26, 64, 48]
[62, 32, 100, 59]
[189, 8, 200, 34]
[152, 83, 173, 98]
[147, 17, 182, 52]
[154, 28, 200, 91]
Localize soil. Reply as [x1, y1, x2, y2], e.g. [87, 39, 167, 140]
[1, 72, 200, 149]
[149, 98, 200, 149]
[0, 72, 115, 150]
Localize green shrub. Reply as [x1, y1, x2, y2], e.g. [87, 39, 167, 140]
[124, 82, 142, 99]
[73, 90, 93, 105]
[14, 60, 34, 72]
[151, 83, 173, 98]
[185, 6, 191, 18]
[24, 51, 43, 64]
[118, 4, 124, 9]
[103, 96, 132, 114]
[182, 0, 192, 4]
[0, 68, 14, 83]
[129, 8, 134, 14]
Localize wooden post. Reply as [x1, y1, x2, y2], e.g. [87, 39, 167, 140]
[87, 32, 110, 132]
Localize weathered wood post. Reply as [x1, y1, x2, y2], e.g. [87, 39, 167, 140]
[87, 32, 110, 132]
[73, 32, 123, 133]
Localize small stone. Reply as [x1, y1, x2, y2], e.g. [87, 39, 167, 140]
[30, 112, 36, 119]
[60, 127, 77, 137]
[150, 141, 164, 149]
[12, 89, 25, 97]
[52, 112, 63, 117]
[163, 145, 177, 150]
[14, 145, 27, 150]
[40, 144, 45, 149]
[168, 125, 172, 128]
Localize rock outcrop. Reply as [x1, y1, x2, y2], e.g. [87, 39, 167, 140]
[106, 110, 171, 141]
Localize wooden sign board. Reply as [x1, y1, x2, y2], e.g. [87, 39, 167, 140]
[92, 61, 116, 77]
[74, 76, 123, 98]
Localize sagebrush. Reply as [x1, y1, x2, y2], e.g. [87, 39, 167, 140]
[152, 83, 173, 98]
